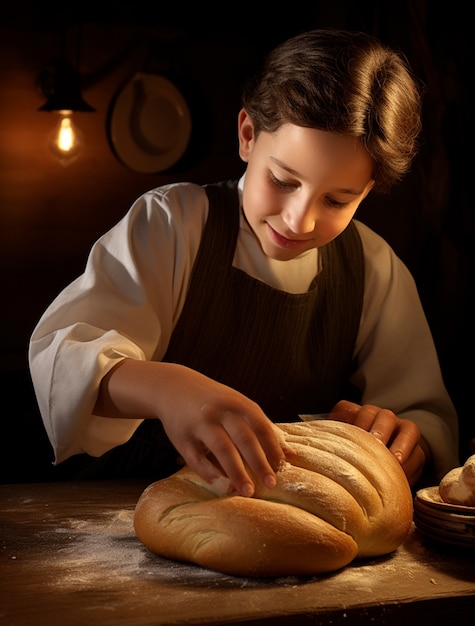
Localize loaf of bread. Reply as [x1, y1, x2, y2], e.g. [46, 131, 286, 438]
[134, 420, 413, 577]
[439, 454, 475, 506]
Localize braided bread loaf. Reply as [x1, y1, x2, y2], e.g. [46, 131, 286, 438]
[134, 420, 413, 577]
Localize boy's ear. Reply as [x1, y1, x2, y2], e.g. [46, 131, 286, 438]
[238, 108, 255, 162]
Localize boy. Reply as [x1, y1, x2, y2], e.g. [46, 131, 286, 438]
[29, 28, 459, 495]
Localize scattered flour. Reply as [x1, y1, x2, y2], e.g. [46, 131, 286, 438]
[37, 509, 421, 593]
[42, 508, 284, 589]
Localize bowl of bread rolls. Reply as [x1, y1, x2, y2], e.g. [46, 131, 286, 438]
[134, 420, 414, 577]
[414, 454, 475, 549]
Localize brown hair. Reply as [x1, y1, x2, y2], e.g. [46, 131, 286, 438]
[241, 29, 422, 193]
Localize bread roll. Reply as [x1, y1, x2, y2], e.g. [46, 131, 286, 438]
[134, 420, 413, 576]
[439, 454, 475, 506]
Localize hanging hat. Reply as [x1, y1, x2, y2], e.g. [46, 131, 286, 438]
[108, 73, 192, 173]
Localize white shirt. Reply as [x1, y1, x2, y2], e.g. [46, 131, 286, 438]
[29, 176, 459, 479]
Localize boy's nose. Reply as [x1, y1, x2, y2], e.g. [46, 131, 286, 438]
[282, 203, 316, 234]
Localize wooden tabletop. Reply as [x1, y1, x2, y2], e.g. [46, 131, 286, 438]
[1, 479, 474, 625]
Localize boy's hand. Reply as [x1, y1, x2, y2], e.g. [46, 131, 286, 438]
[329, 400, 426, 486]
[158, 365, 291, 497]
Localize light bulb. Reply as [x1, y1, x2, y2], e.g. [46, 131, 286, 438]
[48, 111, 83, 165]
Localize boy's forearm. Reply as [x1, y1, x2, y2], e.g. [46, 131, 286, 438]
[93, 358, 176, 420]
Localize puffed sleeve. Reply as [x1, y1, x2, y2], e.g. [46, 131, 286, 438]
[352, 221, 459, 480]
[29, 182, 208, 463]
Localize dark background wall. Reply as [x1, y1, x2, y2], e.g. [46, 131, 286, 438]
[1, 1, 471, 482]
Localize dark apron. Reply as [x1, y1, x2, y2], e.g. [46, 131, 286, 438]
[61, 180, 364, 480]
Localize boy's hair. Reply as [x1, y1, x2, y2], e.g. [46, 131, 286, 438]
[241, 28, 422, 193]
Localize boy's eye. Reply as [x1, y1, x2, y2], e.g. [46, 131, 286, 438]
[269, 171, 351, 208]
[325, 196, 349, 209]
[269, 171, 297, 190]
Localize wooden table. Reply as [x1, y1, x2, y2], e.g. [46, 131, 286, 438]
[1, 480, 474, 625]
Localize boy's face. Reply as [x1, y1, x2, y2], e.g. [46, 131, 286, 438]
[238, 109, 375, 261]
